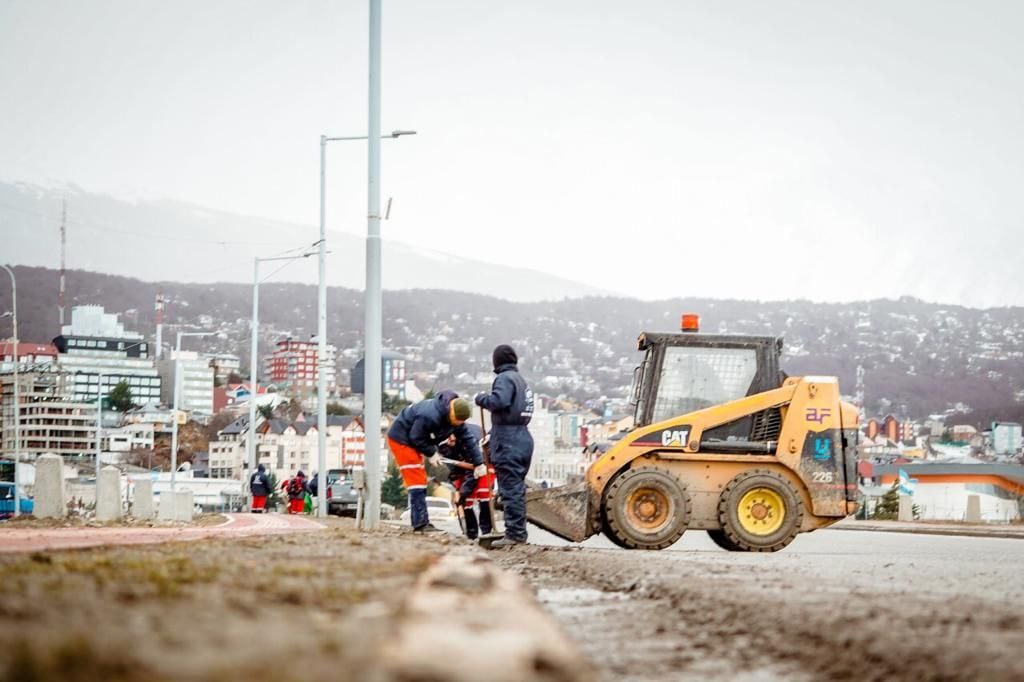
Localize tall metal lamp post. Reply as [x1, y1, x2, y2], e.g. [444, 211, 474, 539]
[170, 331, 217, 491]
[1, 265, 19, 516]
[246, 251, 316, 491]
[316, 129, 415, 519]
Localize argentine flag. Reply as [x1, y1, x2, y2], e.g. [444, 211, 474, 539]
[898, 469, 917, 496]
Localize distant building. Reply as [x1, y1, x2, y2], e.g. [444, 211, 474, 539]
[265, 338, 337, 396]
[0, 371, 97, 458]
[992, 422, 1022, 456]
[873, 462, 1024, 522]
[204, 353, 241, 384]
[52, 305, 161, 405]
[0, 342, 59, 372]
[951, 424, 978, 443]
[158, 350, 215, 416]
[351, 350, 407, 399]
[209, 413, 357, 481]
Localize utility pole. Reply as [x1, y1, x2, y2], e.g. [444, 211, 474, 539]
[2, 265, 20, 516]
[363, 0, 384, 529]
[317, 136, 329, 518]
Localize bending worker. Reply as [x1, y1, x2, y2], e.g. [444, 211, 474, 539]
[476, 344, 535, 548]
[439, 424, 495, 541]
[387, 390, 485, 533]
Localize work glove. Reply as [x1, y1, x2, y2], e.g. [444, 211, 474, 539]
[474, 392, 487, 407]
[427, 453, 442, 467]
[473, 464, 487, 478]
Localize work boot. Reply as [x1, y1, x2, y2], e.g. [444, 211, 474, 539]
[413, 523, 444, 534]
[489, 536, 527, 549]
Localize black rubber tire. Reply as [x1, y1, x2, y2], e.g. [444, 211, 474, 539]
[602, 466, 691, 550]
[717, 469, 804, 552]
[706, 529, 744, 552]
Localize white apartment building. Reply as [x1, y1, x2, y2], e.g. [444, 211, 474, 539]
[53, 305, 161, 405]
[209, 414, 358, 482]
[158, 350, 215, 416]
[1, 371, 98, 458]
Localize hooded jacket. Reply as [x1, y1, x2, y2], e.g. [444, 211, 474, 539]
[476, 347, 534, 428]
[250, 464, 271, 496]
[388, 389, 484, 465]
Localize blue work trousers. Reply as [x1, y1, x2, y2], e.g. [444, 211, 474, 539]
[408, 487, 429, 529]
[490, 425, 534, 541]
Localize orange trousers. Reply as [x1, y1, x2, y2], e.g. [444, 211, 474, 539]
[388, 438, 427, 490]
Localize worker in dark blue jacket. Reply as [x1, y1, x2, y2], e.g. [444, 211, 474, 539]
[475, 344, 534, 547]
[387, 389, 485, 532]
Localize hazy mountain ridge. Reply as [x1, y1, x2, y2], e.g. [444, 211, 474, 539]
[0, 181, 611, 301]
[4, 265, 1023, 429]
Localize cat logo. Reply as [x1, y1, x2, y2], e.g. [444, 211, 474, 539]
[661, 429, 690, 447]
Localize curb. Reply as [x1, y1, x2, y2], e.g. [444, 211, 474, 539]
[377, 549, 594, 682]
[830, 523, 1024, 540]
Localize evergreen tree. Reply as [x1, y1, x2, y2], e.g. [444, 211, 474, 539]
[873, 481, 900, 520]
[381, 459, 407, 509]
[108, 380, 134, 412]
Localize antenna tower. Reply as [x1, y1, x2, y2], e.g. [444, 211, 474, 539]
[59, 199, 67, 326]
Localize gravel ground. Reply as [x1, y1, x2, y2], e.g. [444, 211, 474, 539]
[494, 527, 1024, 681]
[0, 518, 459, 682]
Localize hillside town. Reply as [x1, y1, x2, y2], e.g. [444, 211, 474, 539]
[2, 297, 1021, 523]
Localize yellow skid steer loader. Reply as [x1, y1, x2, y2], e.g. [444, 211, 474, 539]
[526, 317, 861, 552]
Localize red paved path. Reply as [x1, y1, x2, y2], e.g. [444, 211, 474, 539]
[0, 513, 324, 554]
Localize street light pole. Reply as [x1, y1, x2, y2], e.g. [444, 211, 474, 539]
[171, 331, 216, 491]
[316, 130, 415, 520]
[247, 251, 315, 497]
[317, 135, 328, 518]
[365, 0, 384, 529]
[1, 265, 19, 517]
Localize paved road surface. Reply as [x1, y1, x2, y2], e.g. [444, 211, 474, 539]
[0, 513, 323, 553]
[497, 526, 1024, 681]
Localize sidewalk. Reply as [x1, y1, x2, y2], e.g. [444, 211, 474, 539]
[0, 512, 323, 553]
[832, 517, 1024, 539]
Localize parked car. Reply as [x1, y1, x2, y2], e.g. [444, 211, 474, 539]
[399, 496, 458, 527]
[327, 477, 360, 517]
[0, 482, 33, 519]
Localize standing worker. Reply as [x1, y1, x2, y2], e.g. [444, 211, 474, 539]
[476, 344, 535, 548]
[283, 470, 307, 514]
[249, 463, 271, 513]
[387, 390, 486, 533]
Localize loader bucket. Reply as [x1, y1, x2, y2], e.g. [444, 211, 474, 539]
[525, 481, 594, 543]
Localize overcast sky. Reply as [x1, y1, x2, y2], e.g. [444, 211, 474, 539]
[2, 1, 1022, 306]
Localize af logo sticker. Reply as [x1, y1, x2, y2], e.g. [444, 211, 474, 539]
[661, 429, 690, 447]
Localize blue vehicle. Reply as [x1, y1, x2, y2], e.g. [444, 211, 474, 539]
[0, 482, 33, 518]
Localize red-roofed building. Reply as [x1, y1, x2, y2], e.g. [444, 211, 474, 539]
[0, 341, 59, 370]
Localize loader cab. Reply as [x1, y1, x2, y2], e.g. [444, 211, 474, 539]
[632, 330, 785, 428]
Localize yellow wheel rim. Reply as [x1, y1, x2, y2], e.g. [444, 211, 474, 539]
[737, 487, 785, 536]
[625, 486, 671, 532]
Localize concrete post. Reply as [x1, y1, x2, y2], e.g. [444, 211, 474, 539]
[157, 491, 176, 521]
[95, 466, 122, 522]
[966, 495, 982, 523]
[34, 454, 66, 518]
[174, 490, 194, 522]
[134, 479, 154, 520]
[898, 495, 914, 522]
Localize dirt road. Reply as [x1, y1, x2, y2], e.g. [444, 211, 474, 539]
[0, 519, 463, 682]
[495, 527, 1024, 681]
